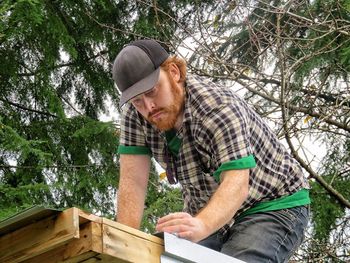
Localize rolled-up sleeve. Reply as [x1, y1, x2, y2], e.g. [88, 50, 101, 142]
[117, 104, 151, 155]
[201, 103, 256, 181]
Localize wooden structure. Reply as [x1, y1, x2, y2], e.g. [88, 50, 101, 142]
[0, 207, 244, 263]
[0, 207, 163, 262]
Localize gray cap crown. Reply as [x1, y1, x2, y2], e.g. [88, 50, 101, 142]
[112, 39, 169, 106]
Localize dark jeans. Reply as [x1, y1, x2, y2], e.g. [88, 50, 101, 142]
[198, 206, 309, 263]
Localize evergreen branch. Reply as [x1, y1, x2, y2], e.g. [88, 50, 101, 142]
[84, 10, 148, 40]
[60, 95, 83, 116]
[135, 0, 217, 56]
[18, 61, 75, 77]
[17, 51, 108, 77]
[255, 0, 350, 36]
[0, 97, 57, 118]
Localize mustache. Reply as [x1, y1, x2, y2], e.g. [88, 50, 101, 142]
[148, 109, 164, 119]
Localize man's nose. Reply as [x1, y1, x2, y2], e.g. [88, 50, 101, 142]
[144, 97, 155, 112]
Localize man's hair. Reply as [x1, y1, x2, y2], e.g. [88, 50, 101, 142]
[160, 55, 187, 82]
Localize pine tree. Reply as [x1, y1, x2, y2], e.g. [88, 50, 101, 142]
[0, 0, 202, 222]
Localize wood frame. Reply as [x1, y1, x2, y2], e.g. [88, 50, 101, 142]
[0, 208, 164, 263]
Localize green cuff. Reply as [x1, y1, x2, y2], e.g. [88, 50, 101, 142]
[213, 155, 256, 181]
[117, 145, 151, 155]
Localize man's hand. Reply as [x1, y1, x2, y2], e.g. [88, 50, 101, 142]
[156, 212, 208, 243]
[156, 169, 249, 243]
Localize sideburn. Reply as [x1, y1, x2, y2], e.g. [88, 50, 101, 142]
[151, 72, 184, 131]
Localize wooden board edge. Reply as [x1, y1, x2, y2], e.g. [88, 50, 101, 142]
[102, 218, 164, 245]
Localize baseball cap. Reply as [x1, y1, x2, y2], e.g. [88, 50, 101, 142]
[112, 39, 169, 106]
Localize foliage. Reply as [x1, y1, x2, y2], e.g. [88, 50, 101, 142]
[310, 178, 349, 241]
[142, 170, 183, 233]
[0, 116, 119, 220]
[0, 0, 197, 222]
[309, 137, 350, 258]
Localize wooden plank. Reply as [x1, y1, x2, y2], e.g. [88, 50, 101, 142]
[22, 221, 99, 263]
[103, 218, 164, 245]
[97, 254, 132, 263]
[24, 217, 162, 263]
[102, 224, 164, 263]
[91, 218, 103, 254]
[0, 208, 80, 263]
[61, 252, 100, 263]
[1, 208, 167, 263]
[76, 253, 132, 263]
[78, 209, 102, 225]
[0, 207, 61, 236]
[23, 247, 99, 263]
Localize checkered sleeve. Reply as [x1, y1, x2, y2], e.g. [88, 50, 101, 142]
[201, 102, 256, 180]
[118, 104, 151, 155]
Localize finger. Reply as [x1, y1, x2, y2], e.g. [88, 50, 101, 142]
[156, 215, 194, 230]
[156, 219, 183, 232]
[159, 224, 189, 235]
[157, 212, 191, 224]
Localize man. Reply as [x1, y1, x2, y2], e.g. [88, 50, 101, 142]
[112, 39, 310, 262]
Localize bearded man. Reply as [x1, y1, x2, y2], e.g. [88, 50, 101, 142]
[112, 39, 310, 263]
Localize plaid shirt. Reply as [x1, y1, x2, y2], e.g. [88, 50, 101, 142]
[119, 74, 309, 233]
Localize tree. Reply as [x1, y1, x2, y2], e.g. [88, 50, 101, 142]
[0, 0, 125, 219]
[0, 0, 202, 222]
[166, 0, 349, 260]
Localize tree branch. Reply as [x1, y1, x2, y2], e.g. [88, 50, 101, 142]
[276, 12, 350, 209]
[17, 50, 108, 77]
[0, 97, 57, 118]
[191, 69, 350, 133]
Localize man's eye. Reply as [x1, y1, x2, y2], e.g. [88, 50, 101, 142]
[132, 98, 142, 106]
[146, 87, 157, 96]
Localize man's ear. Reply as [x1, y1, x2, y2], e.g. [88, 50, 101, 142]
[169, 63, 181, 82]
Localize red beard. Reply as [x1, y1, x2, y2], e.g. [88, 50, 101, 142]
[147, 73, 184, 131]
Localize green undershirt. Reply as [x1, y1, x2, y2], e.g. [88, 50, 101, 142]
[236, 189, 310, 222]
[165, 129, 182, 155]
[118, 130, 311, 218]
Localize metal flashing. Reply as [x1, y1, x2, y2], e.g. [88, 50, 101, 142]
[160, 232, 245, 263]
